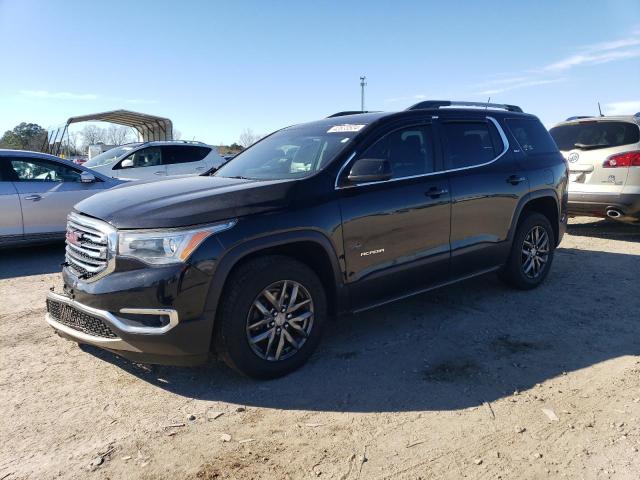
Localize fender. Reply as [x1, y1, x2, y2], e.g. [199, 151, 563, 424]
[506, 188, 560, 244]
[202, 229, 348, 336]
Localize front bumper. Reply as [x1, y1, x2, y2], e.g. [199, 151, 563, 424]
[567, 191, 640, 221]
[45, 239, 224, 366]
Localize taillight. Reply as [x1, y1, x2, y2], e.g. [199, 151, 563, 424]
[603, 151, 640, 168]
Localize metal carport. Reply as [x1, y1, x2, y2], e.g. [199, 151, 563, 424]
[45, 110, 174, 155]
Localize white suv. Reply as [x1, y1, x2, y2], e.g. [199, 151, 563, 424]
[84, 141, 225, 181]
[550, 114, 640, 223]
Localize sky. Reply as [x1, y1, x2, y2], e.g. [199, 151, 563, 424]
[0, 0, 639, 145]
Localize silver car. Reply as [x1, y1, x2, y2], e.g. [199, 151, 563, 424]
[0, 149, 128, 247]
[549, 114, 640, 223]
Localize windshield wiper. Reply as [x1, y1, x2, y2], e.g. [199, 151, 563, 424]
[573, 142, 608, 150]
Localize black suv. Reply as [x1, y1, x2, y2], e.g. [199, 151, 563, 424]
[47, 101, 568, 378]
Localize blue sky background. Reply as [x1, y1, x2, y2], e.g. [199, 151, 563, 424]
[1, 0, 639, 144]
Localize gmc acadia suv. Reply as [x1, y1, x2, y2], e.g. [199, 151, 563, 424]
[46, 101, 568, 378]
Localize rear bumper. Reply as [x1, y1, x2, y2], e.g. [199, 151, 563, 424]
[567, 191, 640, 221]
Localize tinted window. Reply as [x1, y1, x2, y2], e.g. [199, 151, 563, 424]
[162, 146, 211, 165]
[9, 158, 82, 182]
[116, 147, 162, 169]
[549, 121, 640, 151]
[361, 125, 435, 179]
[441, 121, 498, 169]
[506, 118, 558, 154]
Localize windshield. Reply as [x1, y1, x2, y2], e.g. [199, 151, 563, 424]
[549, 121, 640, 151]
[84, 145, 140, 167]
[215, 123, 364, 180]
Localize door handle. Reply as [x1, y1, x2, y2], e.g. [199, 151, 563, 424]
[24, 194, 42, 201]
[195, 166, 205, 171]
[507, 175, 527, 185]
[154, 171, 165, 176]
[426, 187, 448, 198]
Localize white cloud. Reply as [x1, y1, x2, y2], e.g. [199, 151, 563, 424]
[477, 26, 640, 96]
[19, 90, 98, 100]
[543, 48, 640, 72]
[480, 78, 566, 96]
[604, 100, 640, 116]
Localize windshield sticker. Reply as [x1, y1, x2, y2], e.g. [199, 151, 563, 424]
[327, 124, 365, 133]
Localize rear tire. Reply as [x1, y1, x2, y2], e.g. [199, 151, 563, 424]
[214, 255, 326, 379]
[499, 212, 555, 290]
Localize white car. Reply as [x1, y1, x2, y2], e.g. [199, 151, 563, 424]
[84, 141, 225, 181]
[549, 114, 640, 223]
[0, 149, 128, 246]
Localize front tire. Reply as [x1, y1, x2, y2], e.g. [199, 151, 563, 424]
[214, 255, 327, 379]
[499, 212, 555, 290]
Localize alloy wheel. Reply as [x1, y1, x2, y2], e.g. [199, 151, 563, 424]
[521, 225, 550, 279]
[245, 280, 314, 361]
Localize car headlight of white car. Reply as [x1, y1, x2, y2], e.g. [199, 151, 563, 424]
[117, 220, 237, 265]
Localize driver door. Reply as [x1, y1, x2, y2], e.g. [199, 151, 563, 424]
[338, 122, 451, 310]
[9, 157, 107, 235]
[113, 147, 166, 180]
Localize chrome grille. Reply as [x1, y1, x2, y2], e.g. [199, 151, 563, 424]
[65, 212, 116, 281]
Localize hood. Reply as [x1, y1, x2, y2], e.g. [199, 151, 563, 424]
[75, 176, 295, 229]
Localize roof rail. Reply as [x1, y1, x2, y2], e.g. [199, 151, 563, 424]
[407, 100, 523, 113]
[327, 110, 375, 118]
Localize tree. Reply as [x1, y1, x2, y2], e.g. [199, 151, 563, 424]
[106, 125, 136, 145]
[80, 125, 106, 149]
[238, 128, 261, 148]
[0, 122, 48, 151]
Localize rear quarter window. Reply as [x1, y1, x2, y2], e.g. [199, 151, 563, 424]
[506, 118, 558, 154]
[549, 121, 640, 151]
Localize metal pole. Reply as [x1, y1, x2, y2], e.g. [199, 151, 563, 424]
[360, 76, 367, 111]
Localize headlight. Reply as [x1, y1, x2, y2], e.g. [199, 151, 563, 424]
[117, 220, 236, 265]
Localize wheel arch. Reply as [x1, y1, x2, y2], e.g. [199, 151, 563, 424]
[509, 190, 561, 246]
[203, 230, 347, 348]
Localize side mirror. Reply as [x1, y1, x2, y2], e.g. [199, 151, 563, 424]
[347, 158, 392, 183]
[80, 172, 96, 183]
[121, 159, 134, 168]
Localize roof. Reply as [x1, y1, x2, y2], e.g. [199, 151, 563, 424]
[0, 148, 65, 161]
[65, 109, 174, 141]
[553, 114, 640, 127]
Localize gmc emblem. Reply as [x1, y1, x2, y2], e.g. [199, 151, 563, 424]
[66, 229, 83, 246]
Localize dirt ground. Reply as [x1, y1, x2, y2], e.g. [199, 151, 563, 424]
[1, 217, 639, 480]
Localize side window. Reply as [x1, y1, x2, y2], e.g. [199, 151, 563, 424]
[360, 125, 435, 179]
[9, 158, 82, 182]
[441, 121, 499, 169]
[117, 147, 162, 169]
[162, 146, 211, 165]
[506, 118, 559, 154]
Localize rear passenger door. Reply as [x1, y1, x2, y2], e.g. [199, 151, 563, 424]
[438, 116, 528, 277]
[163, 146, 212, 176]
